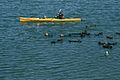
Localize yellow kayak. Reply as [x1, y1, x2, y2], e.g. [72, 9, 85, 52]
[20, 17, 81, 22]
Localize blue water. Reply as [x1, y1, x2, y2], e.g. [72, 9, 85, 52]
[0, 0, 120, 80]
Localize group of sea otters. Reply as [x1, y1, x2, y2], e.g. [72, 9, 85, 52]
[44, 25, 120, 51]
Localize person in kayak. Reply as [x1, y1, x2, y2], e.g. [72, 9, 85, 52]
[56, 9, 64, 19]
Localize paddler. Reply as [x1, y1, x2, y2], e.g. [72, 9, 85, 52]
[56, 9, 64, 19]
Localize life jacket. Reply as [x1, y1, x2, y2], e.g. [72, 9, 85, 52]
[59, 13, 64, 19]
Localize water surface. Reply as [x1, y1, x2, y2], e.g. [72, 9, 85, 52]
[0, 0, 120, 80]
